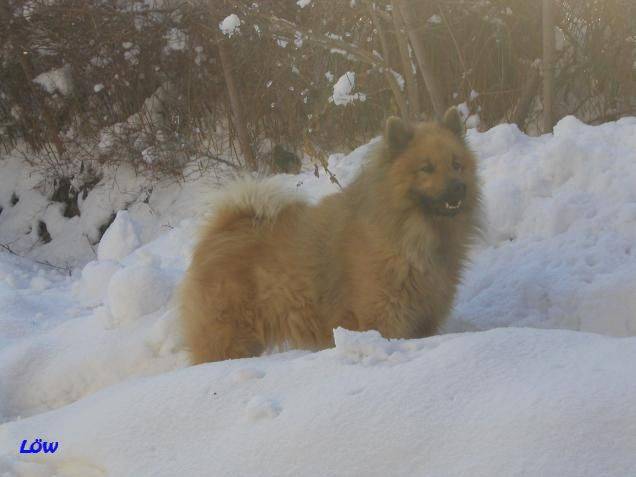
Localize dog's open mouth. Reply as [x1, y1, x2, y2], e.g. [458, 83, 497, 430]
[432, 198, 463, 217]
[413, 191, 466, 217]
[443, 199, 463, 211]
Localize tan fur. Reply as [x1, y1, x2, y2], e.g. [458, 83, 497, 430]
[180, 111, 481, 364]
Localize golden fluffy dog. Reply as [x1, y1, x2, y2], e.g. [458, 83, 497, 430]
[180, 107, 481, 363]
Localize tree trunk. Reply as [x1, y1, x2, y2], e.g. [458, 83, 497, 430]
[397, 0, 446, 119]
[217, 40, 257, 170]
[542, 0, 555, 133]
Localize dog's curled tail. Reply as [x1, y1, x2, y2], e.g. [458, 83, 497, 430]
[206, 176, 307, 226]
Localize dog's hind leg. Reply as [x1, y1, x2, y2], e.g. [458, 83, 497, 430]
[184, 307, 266, 364]
[180, 277, 266, 364]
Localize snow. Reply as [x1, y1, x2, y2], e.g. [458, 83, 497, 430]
[391, 69, 405, 90]
[32, 66, 73, 96]
[296, 0, 312, 7]
[456, 116, 636, 336]
[106, 257, 176, 326]
[245, 395, 282, 421]
[219, 14, 241, 37]
[456, 101, 480, 129]
[1, 328, 635, 476]
[465, 113, 480, 129]
[0, 152, 221, 268]
[164, 28, 187, 51]
[124, 45, 140, 65]
[457, 101, 470, 119]
[194, 45, 206, 65]
[1, 116, 636, 475]
[97, 211, 141, 262]
[330, 71, 367, 106]
[73, 260, 121, 307]
[294, 32, 303, 48]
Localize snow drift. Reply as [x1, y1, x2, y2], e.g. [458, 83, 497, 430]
[2, 328, 636, 477]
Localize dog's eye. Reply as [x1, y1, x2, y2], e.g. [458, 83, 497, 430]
[419, 162, 435, 173]
[452, 157, 463, 172]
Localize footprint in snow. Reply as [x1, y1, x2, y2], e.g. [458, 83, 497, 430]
[347, 387, 365, 396]
[231, 368, 265, 383]
[246, 396, 281, 421]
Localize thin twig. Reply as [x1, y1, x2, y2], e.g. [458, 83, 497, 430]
[0, 243, 73, 275]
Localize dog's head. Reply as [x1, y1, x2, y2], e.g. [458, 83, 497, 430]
[383, 108, 479, 218]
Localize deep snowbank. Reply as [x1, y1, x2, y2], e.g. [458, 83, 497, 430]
[457, 116, 636, 336]
[0, 155, 224, 268]
[1, 328, 635, 476]
[1, 116, 635, 475]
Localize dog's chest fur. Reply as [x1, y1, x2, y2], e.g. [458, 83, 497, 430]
[334, 218, 461, 338]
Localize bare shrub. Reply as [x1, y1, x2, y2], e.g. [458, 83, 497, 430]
[0, 0, 633, 182]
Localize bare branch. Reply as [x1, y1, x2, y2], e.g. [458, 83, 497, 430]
[264, 14, 383, 66]
[396, 0, 446, 118]
[390, 0, 420, 120]
[368, 3, 408, 119]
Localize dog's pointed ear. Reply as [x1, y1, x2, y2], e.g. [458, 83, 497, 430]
[442, 107, 465, 139]
[385, 116, 414, 156]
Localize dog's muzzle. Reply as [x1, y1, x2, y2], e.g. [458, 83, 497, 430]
[416, 180, 467, 217]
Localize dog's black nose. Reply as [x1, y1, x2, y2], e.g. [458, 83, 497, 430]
[447, 180, 466, 200]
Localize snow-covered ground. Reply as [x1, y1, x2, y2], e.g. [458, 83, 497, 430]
[1, 116, 635, 476]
